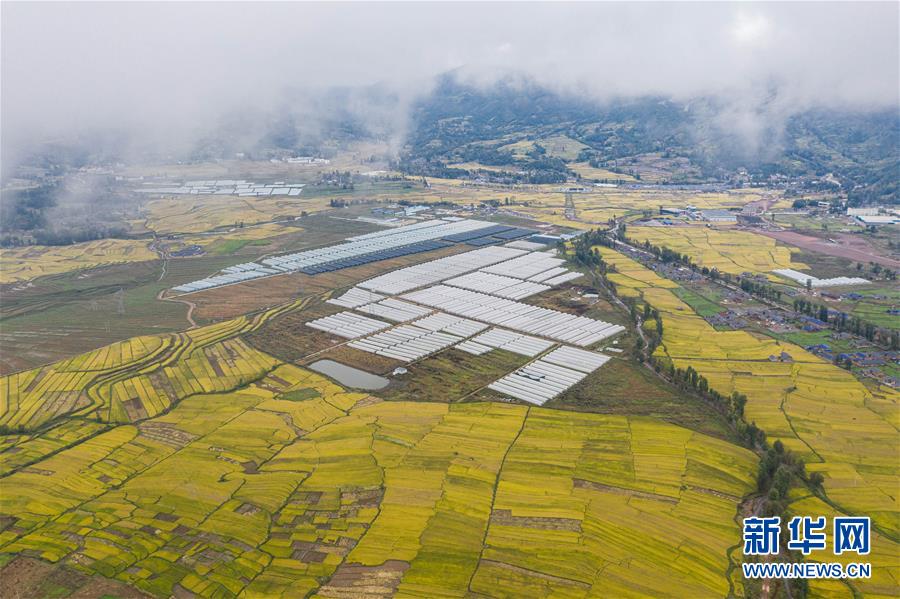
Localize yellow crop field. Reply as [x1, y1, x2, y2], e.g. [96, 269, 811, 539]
[537, 135, 590, 160]
[1, 266, 891, 596]
[494, 135, 588, 161]
[628, 225, 808, 276]
[512, 188, 771, 229]
[0, 378, 757, 598]
[569, 162, 639, 182]
[596, 247, 900, 548]
[140, 195, 332, 234]
[0, 334, 169, 429]
[99, 336, 278, 423]
[446, 162, 513, 173]
[0, 419, 109, 476]
[785, 494, 899, 597]
[172, 222, 295, 252]
[0, 239, 157, 284]
[471, 409, 757, 598]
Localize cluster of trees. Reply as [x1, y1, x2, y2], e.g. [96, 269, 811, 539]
[737, 277, 783, 301]
[793, 298, 833, 323]
[789, 198, 841, 210]
[791, 198, 815, 208]
[638, 239, 690, 264]
[397, 155, 569, 185]
[1, 183, 58, 232]
[585, 156, 642, 180]
[642, 303, 663, 354]
[757, 440, 822, 516]
[319, 170, 354, 190]
[569, 242, 604, 268]
[651, 354, 764, 448]
[562, 228, 621, 268]
[857, 261, 897, 280]
[793, 298, 898, 348]
[1, 226, 130, 248]
[751, 438, 818, 597]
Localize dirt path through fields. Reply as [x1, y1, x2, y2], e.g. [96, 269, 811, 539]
[157, 288, 197, 329]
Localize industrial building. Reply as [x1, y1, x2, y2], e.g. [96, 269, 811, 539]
[698, 209, 737, 223]
[854, 214, 899, 226]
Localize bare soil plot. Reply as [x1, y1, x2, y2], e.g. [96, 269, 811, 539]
[758, 229, 900, 268]
[245, 300, 345, 361]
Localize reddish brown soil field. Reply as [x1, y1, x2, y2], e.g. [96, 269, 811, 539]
[758, 230, 900, 268]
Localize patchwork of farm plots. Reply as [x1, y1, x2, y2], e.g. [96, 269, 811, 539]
[0, 372, 759, 598]
[597, 247, 900, 554]
[513, 190, 769, 228]
[627, 225, 808, 277]
[0, 239, 158, 284]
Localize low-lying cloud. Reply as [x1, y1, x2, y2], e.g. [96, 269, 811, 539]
[3, 2, 898, 168]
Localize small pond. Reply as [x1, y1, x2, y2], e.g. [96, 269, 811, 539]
[307, 359, 390, 390]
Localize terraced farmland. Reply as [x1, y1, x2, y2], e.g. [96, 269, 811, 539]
[0, 296, 314, 430]
[596, 246, 900, 595]
[0, 239, 158, 284]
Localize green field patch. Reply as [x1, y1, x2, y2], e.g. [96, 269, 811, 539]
[278, 388, 321, 402]
[206, 238, 271, 256]
[549, 358, 734, 441]
[672, 286, 725, 318]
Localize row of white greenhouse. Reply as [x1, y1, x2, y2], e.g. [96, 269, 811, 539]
[402, 285, 624, 347]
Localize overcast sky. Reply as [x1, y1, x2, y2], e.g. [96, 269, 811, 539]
[3, 1, 898, 162]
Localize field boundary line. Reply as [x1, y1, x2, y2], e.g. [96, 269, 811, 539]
[466, 406, 530, 595]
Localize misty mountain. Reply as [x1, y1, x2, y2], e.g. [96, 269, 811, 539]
[400, 75, 899, 202]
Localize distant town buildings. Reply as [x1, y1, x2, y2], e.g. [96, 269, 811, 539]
[136, 180, 304, 197]
[286, 156, 330, 165]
